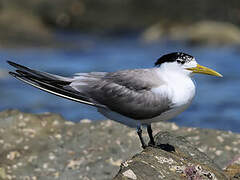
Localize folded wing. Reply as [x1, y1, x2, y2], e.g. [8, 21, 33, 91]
[71, 69, 172, 120]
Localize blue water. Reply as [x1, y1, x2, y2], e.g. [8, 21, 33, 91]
[0, 34, 239, 132]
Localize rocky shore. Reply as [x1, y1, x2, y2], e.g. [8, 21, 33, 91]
[114, 132, 240, 180]
[1, 0, 240, 47]
[0, 110, 240, 179]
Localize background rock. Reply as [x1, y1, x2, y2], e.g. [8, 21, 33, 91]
[1, 0, 240, 47]
[186, 21, 240, 46]
[0, 6, 54, 48]
[141, 21, 240, 46]
[1, 109, 240, 179]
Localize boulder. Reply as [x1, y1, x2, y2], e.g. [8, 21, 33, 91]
[0, 8, 54, 48]
[114, 132, 227, 180]
[2, 0, 240, 47]
[141, 21, 240, 46]
[186, 21, 240, 46]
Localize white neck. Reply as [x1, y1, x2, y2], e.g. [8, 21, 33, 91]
[155, 66, 196, 107]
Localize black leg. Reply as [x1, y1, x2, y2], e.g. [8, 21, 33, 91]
[137, 126, 147, 149]
[147, 124, 155, 146]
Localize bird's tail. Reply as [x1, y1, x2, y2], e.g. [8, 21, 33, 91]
[7, 61, 106, 108]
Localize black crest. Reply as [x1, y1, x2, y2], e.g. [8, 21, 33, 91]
[155, 52, 194, 66]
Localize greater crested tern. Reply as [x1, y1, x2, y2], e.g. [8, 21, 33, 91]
[7, 52, 222, 149]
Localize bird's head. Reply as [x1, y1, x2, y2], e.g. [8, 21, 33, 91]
[155, 52, 222, 77]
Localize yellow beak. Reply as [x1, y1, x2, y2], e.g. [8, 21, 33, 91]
[186, 64, 223, 77]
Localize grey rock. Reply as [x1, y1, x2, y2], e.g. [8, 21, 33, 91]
[0, 8, 54, 48]
[0, 109, 240, 179]
[1, 1, 240, 47]
[224, 155, 240, 179]
[0, 110, 141, 180]
[142, 21, 240, 46]
[185, 21, 240, 46]
[114, 131, 227, 180]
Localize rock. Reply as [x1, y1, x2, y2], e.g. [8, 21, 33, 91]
[114, 131, 228, 180]
[13, 0, 240, 34]
[185, 21, 240, 46]
[141, 21, 240, 46]
[0, 110, 141, 180]
[225, 164, 240, 179]
[0, 167, 6, 179]
[1, 109, 240, 179]
[0, 8, 54, 48]
[2, 1, 240, 47]
[141, 23, 165, 43]
[224, 155, 240, 179]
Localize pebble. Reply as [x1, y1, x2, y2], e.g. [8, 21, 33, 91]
[7, 151, 20, 160]
[225, 145, 232, 151]
[107, 157, 122, 166]
[54, 134, 62, 139]
[80, 119, 92, 123]
[49, 152, 56, 160]
[122, 169, 137, 180]
[215, 150, 223, 156]
[217, 136, 224, 143]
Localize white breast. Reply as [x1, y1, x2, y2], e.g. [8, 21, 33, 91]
[169, 75, 196, 107]
[141, 70, 196, 124]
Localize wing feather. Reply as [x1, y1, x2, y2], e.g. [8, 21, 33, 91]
[74, 69, 172, 120]
[8, 61, 106, 108]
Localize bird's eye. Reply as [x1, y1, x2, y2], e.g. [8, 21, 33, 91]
[177, 60, 185, 64]
[177, 60, 182, 64]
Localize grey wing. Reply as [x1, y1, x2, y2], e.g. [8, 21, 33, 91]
[71, 69, 172, 120]
[8, 61, 171, 118]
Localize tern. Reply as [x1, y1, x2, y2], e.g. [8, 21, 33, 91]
[7, 52, 222, 149]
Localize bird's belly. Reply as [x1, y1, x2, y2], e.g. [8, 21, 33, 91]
[98, 108, 141, 128]
[140, 102, 192, 124]
[98, 100, 191, 128]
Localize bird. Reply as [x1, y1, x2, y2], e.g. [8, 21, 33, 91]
[7, 52, 222, 149]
